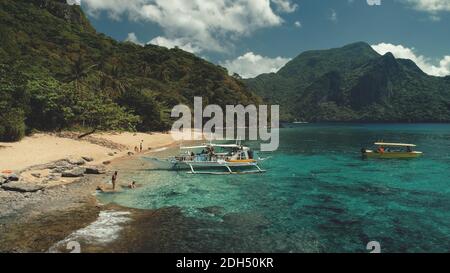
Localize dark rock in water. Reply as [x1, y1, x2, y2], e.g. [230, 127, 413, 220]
[223, 212, 270, 229]
[6, 173, 20, 182]
[163, 190, 181, 197]
[303, 205, 346, 214]
[85, 166, 106, 175]
[66, 157, 86, 165]
[2, 182, 44, 193]
[62, 167, 85, 177]
[82, 156, 94, 162]
[329, 217, 360, 226]
[198, 206, 224, 216]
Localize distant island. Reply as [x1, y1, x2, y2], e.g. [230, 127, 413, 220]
[245, 42, 450, 123]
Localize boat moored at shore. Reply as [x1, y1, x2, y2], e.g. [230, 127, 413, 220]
[145, 142, 267, 174]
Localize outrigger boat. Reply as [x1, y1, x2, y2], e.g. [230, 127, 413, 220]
[145, 142, 267, 175]
[361, 142, 423, 159]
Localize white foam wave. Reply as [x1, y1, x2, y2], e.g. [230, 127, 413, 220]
[48, 210, 131, 252]
[152, 147, 168, 152]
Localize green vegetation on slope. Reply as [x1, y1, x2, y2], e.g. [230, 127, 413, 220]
[245, 42, 450, 122]
[0, 0, 260, 141]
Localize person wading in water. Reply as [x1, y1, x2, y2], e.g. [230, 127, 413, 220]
[112, 171, 118, 190]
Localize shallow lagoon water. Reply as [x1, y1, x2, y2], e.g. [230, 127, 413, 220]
[99, 124, 450, 252]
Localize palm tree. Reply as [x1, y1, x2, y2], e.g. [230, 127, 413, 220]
[66, 53, 98, 93]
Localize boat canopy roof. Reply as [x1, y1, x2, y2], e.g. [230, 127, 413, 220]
[180, 145, 209, 150]
[374, 142, 417, 147]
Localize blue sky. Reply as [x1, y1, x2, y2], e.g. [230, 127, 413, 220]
[70, 0, 450, 78]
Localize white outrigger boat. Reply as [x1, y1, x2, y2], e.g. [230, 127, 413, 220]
[145, 142, 267, 175]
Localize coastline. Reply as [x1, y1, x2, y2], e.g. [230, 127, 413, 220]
[0, 131, 176, 172]
[0, 131, 179, 252]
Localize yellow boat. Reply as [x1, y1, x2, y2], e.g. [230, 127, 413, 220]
[362, 142, 423, 159]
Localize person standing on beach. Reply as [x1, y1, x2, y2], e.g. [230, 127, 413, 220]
[140, 140, 143, 152]
[112, 171, 118, 190]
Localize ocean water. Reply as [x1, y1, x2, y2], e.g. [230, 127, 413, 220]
[99, 124, 450, 253]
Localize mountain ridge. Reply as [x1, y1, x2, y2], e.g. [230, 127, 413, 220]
[245, 42, 450, 122]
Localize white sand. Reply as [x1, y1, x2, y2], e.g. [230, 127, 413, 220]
[0, 132, 175, 172]
[91, 132, 174, 151]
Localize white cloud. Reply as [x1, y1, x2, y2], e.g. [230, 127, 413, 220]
[67, 0, 81, 5]
[79, 0, 298, 53]
[402, 0, 450, 13]
[125, 32, 143, 46]
[148, 36, 202, 54]
[294, 21, 302, 28]
[221, 52, 291, 78]
[271, 0, 298, 13]
[124, 32, 202, 53]
[330, 9, 338, 22]
[371, 43, 450, 77]
[429, 15, 442, 21]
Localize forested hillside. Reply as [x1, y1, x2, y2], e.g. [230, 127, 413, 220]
[0, 0, 261, 141]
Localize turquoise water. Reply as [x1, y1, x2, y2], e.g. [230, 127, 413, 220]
[100, 124, 450, 253]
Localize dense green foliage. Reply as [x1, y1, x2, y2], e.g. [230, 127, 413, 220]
[0, 108, 26, 142]
[246, 42, 450, 122]
[0, 0, 260, 141]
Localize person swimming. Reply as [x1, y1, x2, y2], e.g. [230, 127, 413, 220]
[128, 181, 137, 189]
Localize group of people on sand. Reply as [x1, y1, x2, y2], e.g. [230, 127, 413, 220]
[134, 140, 144, 153]
[96, 171, 137, 193]
[97, 140, 146, 193]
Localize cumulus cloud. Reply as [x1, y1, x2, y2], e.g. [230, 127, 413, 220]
[294, 21, 302, 28]
[271, 0, 298, 13]
[125, 32, 143, 46]
[221, 52, 291, 78]
[148, 36, 202, 54]
[330, 9, 338, 22]
[371, 43, 450, 77]
[402, 0, 450, 13]
[78, 0, 298, 53]
[124, 32, 202, 53]
[67, 0, 81, 5]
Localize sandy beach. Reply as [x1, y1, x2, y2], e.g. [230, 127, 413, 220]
[0, 131, 180, 252]
[0, 129, 210, 252]
[0, 132, 175, 172]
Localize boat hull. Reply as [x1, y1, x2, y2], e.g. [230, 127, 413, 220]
[363, 151, 423, 159]
[172, 161, 260, 170]
[144, 157, 260, 170]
